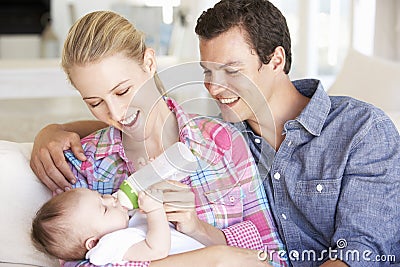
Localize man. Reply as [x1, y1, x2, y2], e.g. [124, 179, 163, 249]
[194, 1, 400, 266]
[31, 0, 399, 266]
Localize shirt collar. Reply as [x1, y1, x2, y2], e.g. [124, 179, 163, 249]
[233, 120, 254, 140]
[292, 79, 331, 136]
[94, 126, 129, 162]
[165, 97, 207, 146]
[235, 79, 330, 137]
[166, 97, 225, 164]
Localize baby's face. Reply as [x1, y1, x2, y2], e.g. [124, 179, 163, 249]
[72, 188, 129, 237]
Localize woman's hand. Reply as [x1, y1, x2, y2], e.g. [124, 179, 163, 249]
[30, 124, 86, 193]
[151, 180, 226, 245]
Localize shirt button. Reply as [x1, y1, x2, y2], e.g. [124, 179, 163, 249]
[287, 141, 292, 147]
[229, 196, 235, 203]
[316, 184, 323, 192]
[254, 138, 261, 144]
[273, 172, 281, 180]
[281, 213, 287, 220]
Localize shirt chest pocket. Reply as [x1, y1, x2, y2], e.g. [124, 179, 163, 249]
[202, 185, 244, 229]
[294, 178, 342, 231]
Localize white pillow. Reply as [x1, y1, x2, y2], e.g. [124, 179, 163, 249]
[0, 140, 59, 267]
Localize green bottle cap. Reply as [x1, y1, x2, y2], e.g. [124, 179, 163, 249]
[119, 180, 139, 209]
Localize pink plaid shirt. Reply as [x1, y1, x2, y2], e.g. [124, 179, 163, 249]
[63, 98, 287, 267]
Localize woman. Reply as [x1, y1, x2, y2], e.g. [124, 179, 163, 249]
[39, 11, 286, 267]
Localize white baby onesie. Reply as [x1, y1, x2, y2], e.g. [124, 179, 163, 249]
[86, 210, 205, 265]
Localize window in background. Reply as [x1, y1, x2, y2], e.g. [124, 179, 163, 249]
[271, 0, 353, 88]
[145, 0, 181, 24]
[318, 1, 352, 76]
[353, 0, 376, 56]
[112, 3, 180, 56]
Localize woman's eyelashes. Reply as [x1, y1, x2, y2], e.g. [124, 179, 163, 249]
[89, 100, 102, 108]
[116, 87, 131, 96]
[87, 87, 132, 108]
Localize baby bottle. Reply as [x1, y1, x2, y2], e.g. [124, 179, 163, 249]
[114, 142, 198, 209]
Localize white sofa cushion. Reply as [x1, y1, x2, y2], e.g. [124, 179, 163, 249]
[0, 140, 59, 267]
[328, 49, 400, 113]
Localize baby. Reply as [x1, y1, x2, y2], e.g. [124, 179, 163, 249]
[31, 187, 204, 265]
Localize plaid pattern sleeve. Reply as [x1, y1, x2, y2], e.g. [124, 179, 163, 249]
[222, 221, 287, 267]
[221, 220, 263, 250]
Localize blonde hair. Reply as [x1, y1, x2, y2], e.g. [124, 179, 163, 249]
[31, 190, 86, 261]
[62, 10, 165, 94]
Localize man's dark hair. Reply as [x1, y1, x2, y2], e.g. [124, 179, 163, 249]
[195, 0, 292, 74]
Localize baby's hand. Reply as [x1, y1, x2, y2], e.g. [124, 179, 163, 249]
[138, 189, 164, 214]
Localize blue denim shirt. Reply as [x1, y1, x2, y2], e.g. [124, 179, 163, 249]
[235, 79, 400, 266]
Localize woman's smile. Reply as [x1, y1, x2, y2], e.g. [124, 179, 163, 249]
[120, 110, 140, 128]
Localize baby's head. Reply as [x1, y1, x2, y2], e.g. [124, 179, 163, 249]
[31, 188, 86, 260]
[31, 188, 129, 261]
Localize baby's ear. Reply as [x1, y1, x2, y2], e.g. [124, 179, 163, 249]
[85, 237, 99, 250]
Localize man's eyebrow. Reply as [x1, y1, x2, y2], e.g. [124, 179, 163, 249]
[199, 61, 243, 69]
[219, 61, 242, 68]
